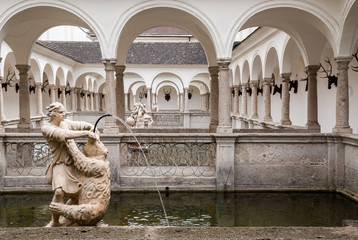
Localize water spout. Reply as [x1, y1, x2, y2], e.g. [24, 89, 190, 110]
[93, 113, 170, 226]
[93, 114, 112, 132]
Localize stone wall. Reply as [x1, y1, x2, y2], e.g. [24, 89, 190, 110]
[1, 133, 358, 202]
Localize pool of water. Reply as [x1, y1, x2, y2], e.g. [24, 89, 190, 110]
[1, 192, 358, 227]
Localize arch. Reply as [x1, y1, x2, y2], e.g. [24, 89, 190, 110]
[87, 77, 93, 92]
[228, 69, 233, 87]
[189, 81, 208, 95]
[190, 73, 210, 93]
[234, 65, 241, 85]
[124, 72, 145, 94]
[338, 1, 358, 56]
[55, 67, 65, 86]
[75, 72, 102, 90]
[242, 60, 250, 84]
[66, 71, 74, 87]
[43, 63, 54, 84]
[152, 72, 184, 94]
[281, 36, 302, 73]
[157, 81, 180, 97]
[251, 54, 263, 80]
[29, 58, 41, 84]
[0, 3, 106, 64]
[114, 5, 218, 66]
[264, 46, 279, 78]
[230, 2, 338, 65]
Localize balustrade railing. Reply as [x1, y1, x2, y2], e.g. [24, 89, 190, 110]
[120, 142, 216, 177]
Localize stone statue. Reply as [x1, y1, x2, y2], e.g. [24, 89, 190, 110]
[126, 102, 153, 128]
[41, 102, 109, 227]
[49, 137, 110, 226]
[152, 101, 159, 112]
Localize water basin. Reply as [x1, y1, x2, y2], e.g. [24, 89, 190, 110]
[1, 192, 358, 227]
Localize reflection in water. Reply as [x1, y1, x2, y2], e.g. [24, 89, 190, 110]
[1, 192, 358, 227]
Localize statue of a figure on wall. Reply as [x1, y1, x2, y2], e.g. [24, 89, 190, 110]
[126, 102, 154, 128]
[41, 102, 111, 226]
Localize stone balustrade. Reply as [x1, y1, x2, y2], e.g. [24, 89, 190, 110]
[1, 132, 358, 203]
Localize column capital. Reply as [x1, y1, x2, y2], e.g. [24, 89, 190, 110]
[15, 64, 31, 73]
[115, 65, 126, 74]
[208, 66, 219, 76]
[240, 83, 247, 88]
[217, 58, 231, 70]
[0, 76, 3, 83]
[262, 78, 273, 85]
[335, 56, 352, 70]
[102, 59, 117, 71]
[35, 82, 42, 87]
[306, 65, 320, 75]
[280, 73, 292, 82]
[250, 80, 259, 88]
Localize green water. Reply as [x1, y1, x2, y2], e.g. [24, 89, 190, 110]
[1, 192, 358, 227]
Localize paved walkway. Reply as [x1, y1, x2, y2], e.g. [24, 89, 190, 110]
[1, 226, 358, 240]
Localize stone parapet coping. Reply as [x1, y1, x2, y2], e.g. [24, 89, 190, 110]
[1, 226, 358, 239]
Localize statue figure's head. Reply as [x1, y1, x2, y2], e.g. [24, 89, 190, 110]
[46, 102, 66, 122]
[84, 137, 108, 160]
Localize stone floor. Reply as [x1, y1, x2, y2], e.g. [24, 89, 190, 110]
[1, 226, 358, 240]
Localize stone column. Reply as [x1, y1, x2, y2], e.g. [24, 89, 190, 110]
[124, 93, 129, 112]
[217, 59, 232, 134]
[281, 73, 292, 125]
[200, 94, 205, 110]
[0, 76, 6, 121]
[209, 66, 219, 132]
[76, 88, 82, 111]
[262, 78, 273, 121]
[16, 64, 32, 129]
[115, 65, 126, 132]
[94, 92, 98, 111]
[233, 86, 239, 114]
[60, 85, 66, 110]
[184, 88, 189, 112]
[71, 88, 76, 112]
[0, 58, 4, 125]
[90, 92, 94, 111]
[207, 93, 210, 111]
[250, 80, 259, 119]
[333, 57, 352, 133]
[84, 91, 88, 111]
[241, 84, 248, 117]
[146, 88, 152, 111]
[99, 93, 104, 111]
[35, 83, 44, 116]
[177, 93, 182, 111]
[102, 59, 118, 133]
[49, 84, 55, 103]
[305, 65, 321, 131]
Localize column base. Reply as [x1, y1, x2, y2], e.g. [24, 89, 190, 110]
[305, 122, 321, 132]
[263, 116, 272, 122]
[209, 123, 218, 133]
[333, 126, 352, 134]
[281, 120, 292, 125]
[250, 114, 259, 119]
[17, 123, 32, 129]
[216, 126, 233, 134]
